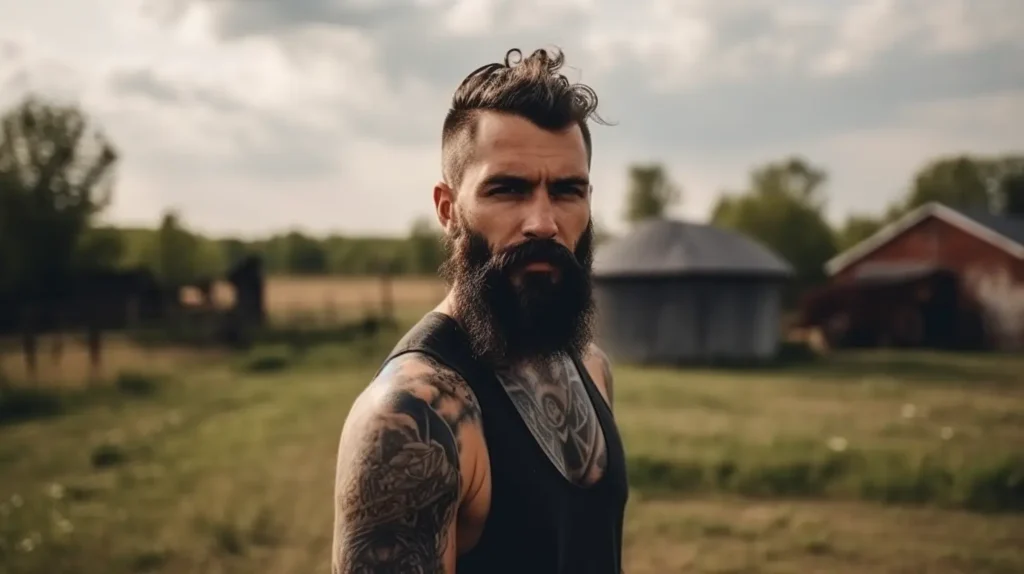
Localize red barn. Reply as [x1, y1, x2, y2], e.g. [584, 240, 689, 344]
[821, 202, 1024, 350]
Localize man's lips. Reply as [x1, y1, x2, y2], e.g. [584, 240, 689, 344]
[523, 261, 555, 272]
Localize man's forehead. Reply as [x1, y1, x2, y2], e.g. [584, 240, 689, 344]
[466, 113, 589, 180]
[473, 112, 586, 151]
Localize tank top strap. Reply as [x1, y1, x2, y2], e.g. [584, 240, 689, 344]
[376, 311, 490, 388]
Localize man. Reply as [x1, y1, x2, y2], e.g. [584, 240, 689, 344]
[332, 47, 627, 574]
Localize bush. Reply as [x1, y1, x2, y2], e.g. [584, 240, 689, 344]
[0, 387, 63, 425]
[239, 346, 293, 373]
[115, 371, 162, 397]
[90, 441, 128, 468]
[958, 455, 1024, 513]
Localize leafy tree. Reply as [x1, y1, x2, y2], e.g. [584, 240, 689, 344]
[218, 238, 250, 269]
[711, 157, 837, 287]
[0, 96, 118, 296]
[75, 226, 125, 271]
[904, 155, 992, 211]
[623, 163, 680, 224]
[407, 216, 445, 275]
[283, 230, 328, 274]
[149, 210, 223, 285]
[898, 154, 1024, 216]
[999, 170, 1024, 216]
[835, 214, 884, 252]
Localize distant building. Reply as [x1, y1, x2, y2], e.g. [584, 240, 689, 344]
[591, 218, 793, 365]
[817, 202, 1024, 350]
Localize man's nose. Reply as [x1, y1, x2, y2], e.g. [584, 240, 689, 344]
[521, 190, 558, 239]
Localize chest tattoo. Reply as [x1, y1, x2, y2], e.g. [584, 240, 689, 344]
[496, 355, 607, 486]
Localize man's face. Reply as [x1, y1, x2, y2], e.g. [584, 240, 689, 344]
[436, 112, 595, 363]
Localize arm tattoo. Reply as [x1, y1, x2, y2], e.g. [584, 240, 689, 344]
[333, 357, 480, 574]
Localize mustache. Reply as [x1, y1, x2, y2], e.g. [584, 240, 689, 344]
[490, 238, 583, 272]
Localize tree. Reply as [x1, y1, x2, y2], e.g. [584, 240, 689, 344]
[219, 238, 250, 269]
[407, 216, 445, 275]
[904, 155, 992, 211]
[283, 231, 327, 274]
[999, 170, 1024, 216]
[0, 96, 118, 296]
[75, 226, 125, 271]
[835, 214, 884, 252]
[623, 163, 680, 224]
[711, 157, 837, 287]
[989, 156, 1024, 216]
[896, 154, 1024, 217]
[150, 210, 223, 285]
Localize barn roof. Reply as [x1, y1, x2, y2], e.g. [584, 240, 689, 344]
[825, 202, 1024, 276]
[592, 218, 794, 278]
[955, 207, 1024, 246]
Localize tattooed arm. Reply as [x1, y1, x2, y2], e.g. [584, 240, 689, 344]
[332, 356, 479, 573]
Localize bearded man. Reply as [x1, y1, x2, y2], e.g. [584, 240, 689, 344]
[331, 47, 627, 574]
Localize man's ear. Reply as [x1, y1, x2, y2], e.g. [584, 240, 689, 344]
[434, 181, 456, 231]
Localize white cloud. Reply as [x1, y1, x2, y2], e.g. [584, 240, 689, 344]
[442, 0, 499, 36]
[582, 1, 717, 90]
[812, 0, 913, 76]
[813, 0, 1024, 77]
[922, 0, 1024, 54]
[1, 0, 1022, 236]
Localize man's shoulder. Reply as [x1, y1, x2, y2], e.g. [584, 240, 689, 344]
[583, 342, 610, 365]
[356, 351, 482, 436]
[581, 342, 615, 409]
[582, 342, 612, 381]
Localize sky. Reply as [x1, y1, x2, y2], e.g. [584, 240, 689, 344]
[1, 0, 1022, 238]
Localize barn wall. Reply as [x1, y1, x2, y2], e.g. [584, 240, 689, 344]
[833, 215, 1024, 349]
[593, 277, 784, 364]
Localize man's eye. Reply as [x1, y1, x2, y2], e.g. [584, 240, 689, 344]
[489, 186, 517, 195]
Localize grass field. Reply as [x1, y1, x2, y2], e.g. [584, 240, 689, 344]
[2, 331, 1023, 573]
[1, 277, 1023, 573]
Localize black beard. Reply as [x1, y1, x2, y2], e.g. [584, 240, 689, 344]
[439, 218, 595, 365]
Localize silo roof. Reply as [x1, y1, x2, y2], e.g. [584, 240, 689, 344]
[592, 218, 794, 278]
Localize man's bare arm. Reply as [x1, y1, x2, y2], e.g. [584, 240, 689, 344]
[332, 357, 479, 573]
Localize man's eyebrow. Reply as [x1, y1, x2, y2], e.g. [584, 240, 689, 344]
[479, 174, 590, 187]
[480, 174, 533, 188]
[551, 176, 590, 187]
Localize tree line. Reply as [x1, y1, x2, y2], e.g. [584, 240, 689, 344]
[3, 96, 1023, 297]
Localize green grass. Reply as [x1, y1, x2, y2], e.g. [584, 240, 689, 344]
[617, 354, 1024, 512]
[1, 340, 1023, 573]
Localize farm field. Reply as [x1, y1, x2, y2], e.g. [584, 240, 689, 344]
[261, 275, 446, 322]
[2, 324, 1024, 573]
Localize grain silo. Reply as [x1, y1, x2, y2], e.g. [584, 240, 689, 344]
[592, 218, 793, 364]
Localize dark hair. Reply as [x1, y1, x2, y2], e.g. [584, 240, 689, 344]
[441, 47, 609, 187]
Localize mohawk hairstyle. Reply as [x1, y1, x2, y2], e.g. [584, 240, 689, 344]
[441, 47, 609, 188]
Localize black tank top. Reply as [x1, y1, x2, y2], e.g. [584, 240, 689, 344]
[378, 312, 629, 574]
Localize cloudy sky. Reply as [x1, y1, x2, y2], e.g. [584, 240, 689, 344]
[2, 0, 1022, 237]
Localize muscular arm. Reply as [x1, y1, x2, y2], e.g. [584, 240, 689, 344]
[332, 357, 480, 573]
